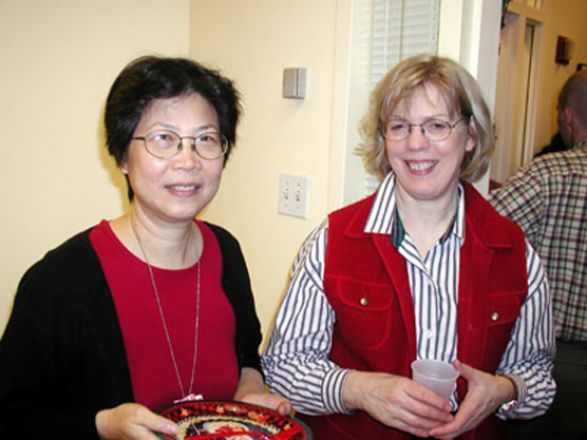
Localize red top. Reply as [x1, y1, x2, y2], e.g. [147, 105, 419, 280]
[90, 220, 239, 410]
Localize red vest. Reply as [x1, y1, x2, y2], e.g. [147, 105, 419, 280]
[301, 184, 528, 440]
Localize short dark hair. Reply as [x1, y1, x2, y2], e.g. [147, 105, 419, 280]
[104, 55, 242, 166]
[558, 69, 587, 127]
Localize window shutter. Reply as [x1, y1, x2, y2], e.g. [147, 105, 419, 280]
[371, 0, 440, 86]
[363, 0, 440, 196]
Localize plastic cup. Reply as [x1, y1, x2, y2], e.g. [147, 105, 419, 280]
[410, 359, 459, 400]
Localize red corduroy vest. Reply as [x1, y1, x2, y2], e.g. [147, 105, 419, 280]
[300, 184, 528, 440]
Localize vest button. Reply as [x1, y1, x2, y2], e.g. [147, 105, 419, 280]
[360, 297, 369, 306]
[490, 311, 500, 322]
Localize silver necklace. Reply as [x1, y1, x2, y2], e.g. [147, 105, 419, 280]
[131, 220, 201, 402]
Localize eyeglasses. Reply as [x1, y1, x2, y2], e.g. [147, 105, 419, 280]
[383, 117, 466, 141]
[132, 129, 228, 160]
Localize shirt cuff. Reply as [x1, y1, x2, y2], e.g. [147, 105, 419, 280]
[323, 368, 353, 414]
[501, 373, 528, 403]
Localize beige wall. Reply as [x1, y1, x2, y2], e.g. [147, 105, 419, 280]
[0, 0, 336, 337]
[0, 0, 550, 343]
[189, 0, 339, 338]
[503, 0, 587, 155]
[189, 0, 502, 339]
[0, 0, 190, 329]
[0, 0, 500, 338]
[532, 0, 587, 150]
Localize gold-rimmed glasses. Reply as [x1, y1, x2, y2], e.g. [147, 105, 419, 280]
[383, 117, 466, 141]
[132, 129, 228, 160]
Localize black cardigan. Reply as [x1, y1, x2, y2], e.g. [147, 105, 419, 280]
[0, 222, 263, 439]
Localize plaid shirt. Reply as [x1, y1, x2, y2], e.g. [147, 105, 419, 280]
[490, 145, 587, 341]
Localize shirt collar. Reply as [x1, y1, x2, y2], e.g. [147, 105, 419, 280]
[364, 173, 465, 246]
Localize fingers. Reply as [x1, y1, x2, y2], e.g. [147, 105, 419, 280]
[428, 407, 471, 438]
[346, 372, 454, 436]
[429, 360, 506, 439]
[407, 382, 453, 414]
[451, 359, 474, 380]
[275, 399, 293, 416]
[386, 404, 452, 436]
[396, 389, 454, 425]
[344, 370, 448, 413]
[238, 392, 293, 416]
[96, 403, 179, 440]
[141, 410, 179, 437]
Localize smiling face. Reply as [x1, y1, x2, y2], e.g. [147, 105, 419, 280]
[384, 83, 476, 205]
[120, 93, 224, 225]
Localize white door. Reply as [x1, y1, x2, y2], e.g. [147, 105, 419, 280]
[491, 12, 539, 184]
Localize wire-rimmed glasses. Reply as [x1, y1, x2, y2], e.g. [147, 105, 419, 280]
[132, 129, 228, 160]
[383, 117, 466, 141]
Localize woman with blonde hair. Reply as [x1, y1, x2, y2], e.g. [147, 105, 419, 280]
[263, 54, 554, 439]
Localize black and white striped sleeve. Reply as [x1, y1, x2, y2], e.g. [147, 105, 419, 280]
[261, 221, 351, 415]
[496, 241, 556, 419]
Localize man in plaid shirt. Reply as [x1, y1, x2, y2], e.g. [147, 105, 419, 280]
[490, 69, 587, 439]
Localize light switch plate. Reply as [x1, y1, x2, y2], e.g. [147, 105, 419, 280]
[282, 67, 306, 99]
[278, 174, 309, 218]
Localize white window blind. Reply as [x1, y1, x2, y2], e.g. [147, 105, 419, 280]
[371, 0, 440, 86]
[343, 0, 441, 203]
[363, 0, 440, 196]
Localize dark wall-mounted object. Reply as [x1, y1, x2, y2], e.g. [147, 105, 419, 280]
[556, 36, 573, 65]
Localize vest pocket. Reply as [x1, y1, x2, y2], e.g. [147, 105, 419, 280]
[327, 276, 395, 349]
[484, 290, 527, 366]
[486, 290, 527, 327]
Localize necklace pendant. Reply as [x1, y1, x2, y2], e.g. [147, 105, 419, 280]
[174, 393, 203, 404]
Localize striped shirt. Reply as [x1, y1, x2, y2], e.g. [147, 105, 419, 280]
[490, 145, 587, 341]
[262, 173, 555, 419]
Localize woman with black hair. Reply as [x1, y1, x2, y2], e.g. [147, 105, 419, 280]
[0, 56, 289, 439]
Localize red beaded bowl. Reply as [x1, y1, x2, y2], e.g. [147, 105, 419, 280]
[157, 400, 310, 440]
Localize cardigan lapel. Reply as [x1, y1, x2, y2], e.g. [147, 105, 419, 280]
[81, 234, 134, 404]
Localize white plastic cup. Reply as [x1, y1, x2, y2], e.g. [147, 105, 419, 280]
[410, 359, 459, 400]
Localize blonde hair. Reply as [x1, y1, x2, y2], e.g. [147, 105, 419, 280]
[359, 54, 494, 182]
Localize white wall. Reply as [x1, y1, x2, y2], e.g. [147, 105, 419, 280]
[0, 0, 190, 331]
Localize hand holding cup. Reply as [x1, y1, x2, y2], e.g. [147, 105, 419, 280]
[411, 359, 459, 400]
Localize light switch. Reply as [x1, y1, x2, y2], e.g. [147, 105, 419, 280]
[282, 67, 306, 99]
[278, 174, 309, 218]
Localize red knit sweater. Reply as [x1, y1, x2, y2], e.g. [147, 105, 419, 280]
[90, 220, 239, 409]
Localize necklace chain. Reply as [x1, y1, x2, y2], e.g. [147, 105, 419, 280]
[131, 220, 201, 400]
